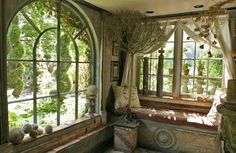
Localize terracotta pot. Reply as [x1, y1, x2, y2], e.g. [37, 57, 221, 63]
[198, 70, 203, 76]
[183, 69, 189, 75]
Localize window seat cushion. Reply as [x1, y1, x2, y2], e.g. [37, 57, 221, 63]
[112, 107, 218, 131]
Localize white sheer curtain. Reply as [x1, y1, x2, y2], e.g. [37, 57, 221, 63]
[121, 24, 177, 86]
[120, 16, 236, 88]
[178, 17, 236, 82]
[178, 21, 221, 50]
[214, 19, 236, 80]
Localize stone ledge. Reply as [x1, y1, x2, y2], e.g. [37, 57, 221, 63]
[47, 125, 113, 153]
[0, 143, 12, 153]
[5, 114, 102, 153]
[140, 96, 212, 107]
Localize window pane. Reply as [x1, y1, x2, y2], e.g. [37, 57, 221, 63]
[60, 94, 75, 125]
[194, 78, 206, 95]
[139, 58, 144, 91]
[78, 63, 92, 90]
[37, 97, 57, 127]
[195, 60, 207, 76]
[149, 75, 157, 91]
[8, 101, 33, 128]
[139, 75, 143, 91]
[209, 59, 222, 77]
[77, 92, 89, 117]
[60, 34, 74, 62]
[164, 43, 174, 58]
[37, 62, 57, 97]
[149, 58, 158, 75]
[78, 36, 92, 62]
[59, 62, 74, 94]
[183, 42, 195, 59]
[208, 79, 221, 95]
[7, 15, 35, 60]
[37, 30, 57, 61]
[196, 44, 208, 59]
[164, 59, 173, 75]
[163, 77, 172, 92]
[181, 77, 193, 94]
[22, 1, 57, 30]
[182, 59, 194, 76]
[7, 61, 33, 101]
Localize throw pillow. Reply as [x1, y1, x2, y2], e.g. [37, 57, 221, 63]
[112, 85, 128, 109]
[112, 85, 141, 109]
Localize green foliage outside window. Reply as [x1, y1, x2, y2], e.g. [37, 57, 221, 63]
[7, 0, 94, 128]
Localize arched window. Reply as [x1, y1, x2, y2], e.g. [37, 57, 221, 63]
[7, 0, 97, 128]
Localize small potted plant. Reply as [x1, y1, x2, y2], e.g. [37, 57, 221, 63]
[197, 60, 205, 76]
[183, 62, 191, 75]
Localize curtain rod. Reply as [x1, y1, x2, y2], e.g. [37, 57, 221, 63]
[149, 9, 229, 22]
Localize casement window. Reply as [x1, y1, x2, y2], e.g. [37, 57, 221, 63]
[138, 28, 223, 99]
[6, 0, 97, 128]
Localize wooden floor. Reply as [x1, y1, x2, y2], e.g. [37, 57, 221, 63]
[104, 147, 164, 153]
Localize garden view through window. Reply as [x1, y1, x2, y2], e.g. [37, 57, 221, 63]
[138, 29, 223, 99]
[7, 0, 95, 128]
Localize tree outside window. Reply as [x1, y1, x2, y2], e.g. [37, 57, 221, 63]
[7, 0, 95, 128]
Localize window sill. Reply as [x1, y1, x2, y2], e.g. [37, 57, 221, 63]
[139, 95, 212, 108]
[6, 114, 102, 153]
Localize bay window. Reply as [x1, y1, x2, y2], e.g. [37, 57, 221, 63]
[138, 26, 224, 100]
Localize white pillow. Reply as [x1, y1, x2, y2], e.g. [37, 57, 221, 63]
[207, 90, 225, 125]
[112, 85, 141, 109]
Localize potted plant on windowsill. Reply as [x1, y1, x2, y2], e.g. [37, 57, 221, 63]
[183, 63, 191, 75]
[197, 60, 205, 76]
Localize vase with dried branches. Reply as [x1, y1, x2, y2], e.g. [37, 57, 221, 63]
[105, 11, 167, 123]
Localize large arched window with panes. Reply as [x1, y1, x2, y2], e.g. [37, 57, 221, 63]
[7, 0, 97, 128]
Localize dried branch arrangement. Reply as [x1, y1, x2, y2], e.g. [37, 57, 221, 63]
[105, 11, 168, 55]
[105, 11, 170, 122]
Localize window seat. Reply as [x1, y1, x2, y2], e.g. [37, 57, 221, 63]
[110, 91, 224, 131]
[112, 107, 217, 131]
[109, 91, 223, 152]
[111, 106, 221, 153]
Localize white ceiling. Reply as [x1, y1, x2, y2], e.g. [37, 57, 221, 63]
[84, 0, 236, 16]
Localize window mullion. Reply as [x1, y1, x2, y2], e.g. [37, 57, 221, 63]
[193, 41, 197, 94]
[75, 41, 79, 120]
[0, 0, 9, 144]
[56, 1, 61, 126]
[172, 27, 183, 98]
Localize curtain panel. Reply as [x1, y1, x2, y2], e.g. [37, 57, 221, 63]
[121, 16, 236, 88]
[121, 23, 177, 86]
